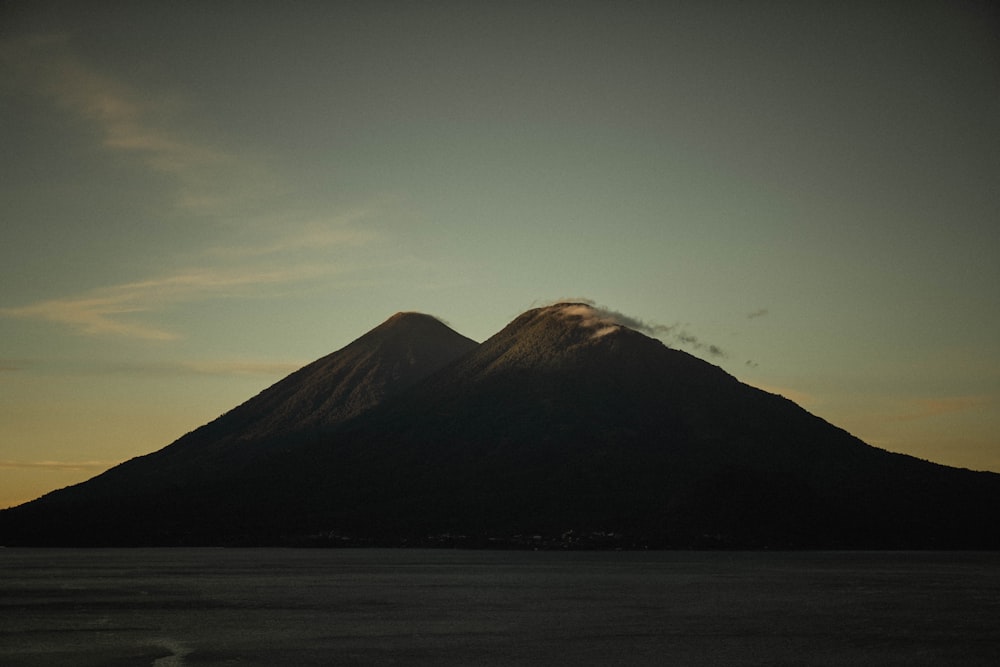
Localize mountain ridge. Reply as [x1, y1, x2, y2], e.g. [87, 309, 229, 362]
[2, 303, 998, 548]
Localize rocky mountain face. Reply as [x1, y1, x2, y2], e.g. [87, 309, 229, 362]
[3, 303, 998, 548]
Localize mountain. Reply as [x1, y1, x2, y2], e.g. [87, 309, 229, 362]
[2, 303, 999, 548]
[0, 311, 478, 545]
[255, 303, 1000, 548]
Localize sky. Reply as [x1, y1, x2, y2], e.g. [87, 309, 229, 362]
[1, 1, 998, 508]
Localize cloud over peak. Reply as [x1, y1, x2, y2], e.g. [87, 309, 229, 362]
[544, 299, 672, 337]
[541, 299, 727, 358]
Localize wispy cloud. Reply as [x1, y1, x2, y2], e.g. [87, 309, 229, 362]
[1, 34, 226, 175]
[1, 293, 180, 341]
[1, 33, 389, 343]
[1, 188, 383, 339]
[543, 299, 673, 336]
[674, 332, 727, 358]
[543, 299, 729, 358]
[0, 264, 341, 340]
[0, 33, 281, 218]
[205, 211, 382, 259]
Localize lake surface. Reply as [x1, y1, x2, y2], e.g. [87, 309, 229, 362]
[1, 548, 998, 665]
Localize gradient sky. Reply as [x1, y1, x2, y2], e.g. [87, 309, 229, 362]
[2, 1, 998, 508]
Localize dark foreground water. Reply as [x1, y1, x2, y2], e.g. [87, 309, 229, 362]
[1, 549, 998, 666]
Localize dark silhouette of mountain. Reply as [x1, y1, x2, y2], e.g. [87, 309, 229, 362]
[2, 303, 999, 548]
[0, 311, 477, 545]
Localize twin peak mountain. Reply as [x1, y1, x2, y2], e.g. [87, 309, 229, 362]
[4, 303, 999, 548]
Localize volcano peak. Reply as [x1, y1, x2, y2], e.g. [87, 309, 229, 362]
[4, 303, 999, 549]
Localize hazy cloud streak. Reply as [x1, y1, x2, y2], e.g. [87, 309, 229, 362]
[674, 332, 727, 358]
[545, 299, 728, 358]
[0, 264, 342, 340]
[1, 34, 226, 175]
[543, 299, 674, 336]
[205, 211, 382, 259]
[0, 33, 281, 218]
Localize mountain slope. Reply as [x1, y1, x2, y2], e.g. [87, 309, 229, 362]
[0, 312, 477, 545]
[159, 310, 479, 458]
[2, 303, 998, 548]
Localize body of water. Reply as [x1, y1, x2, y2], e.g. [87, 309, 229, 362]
[1, 548, 998, 665]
